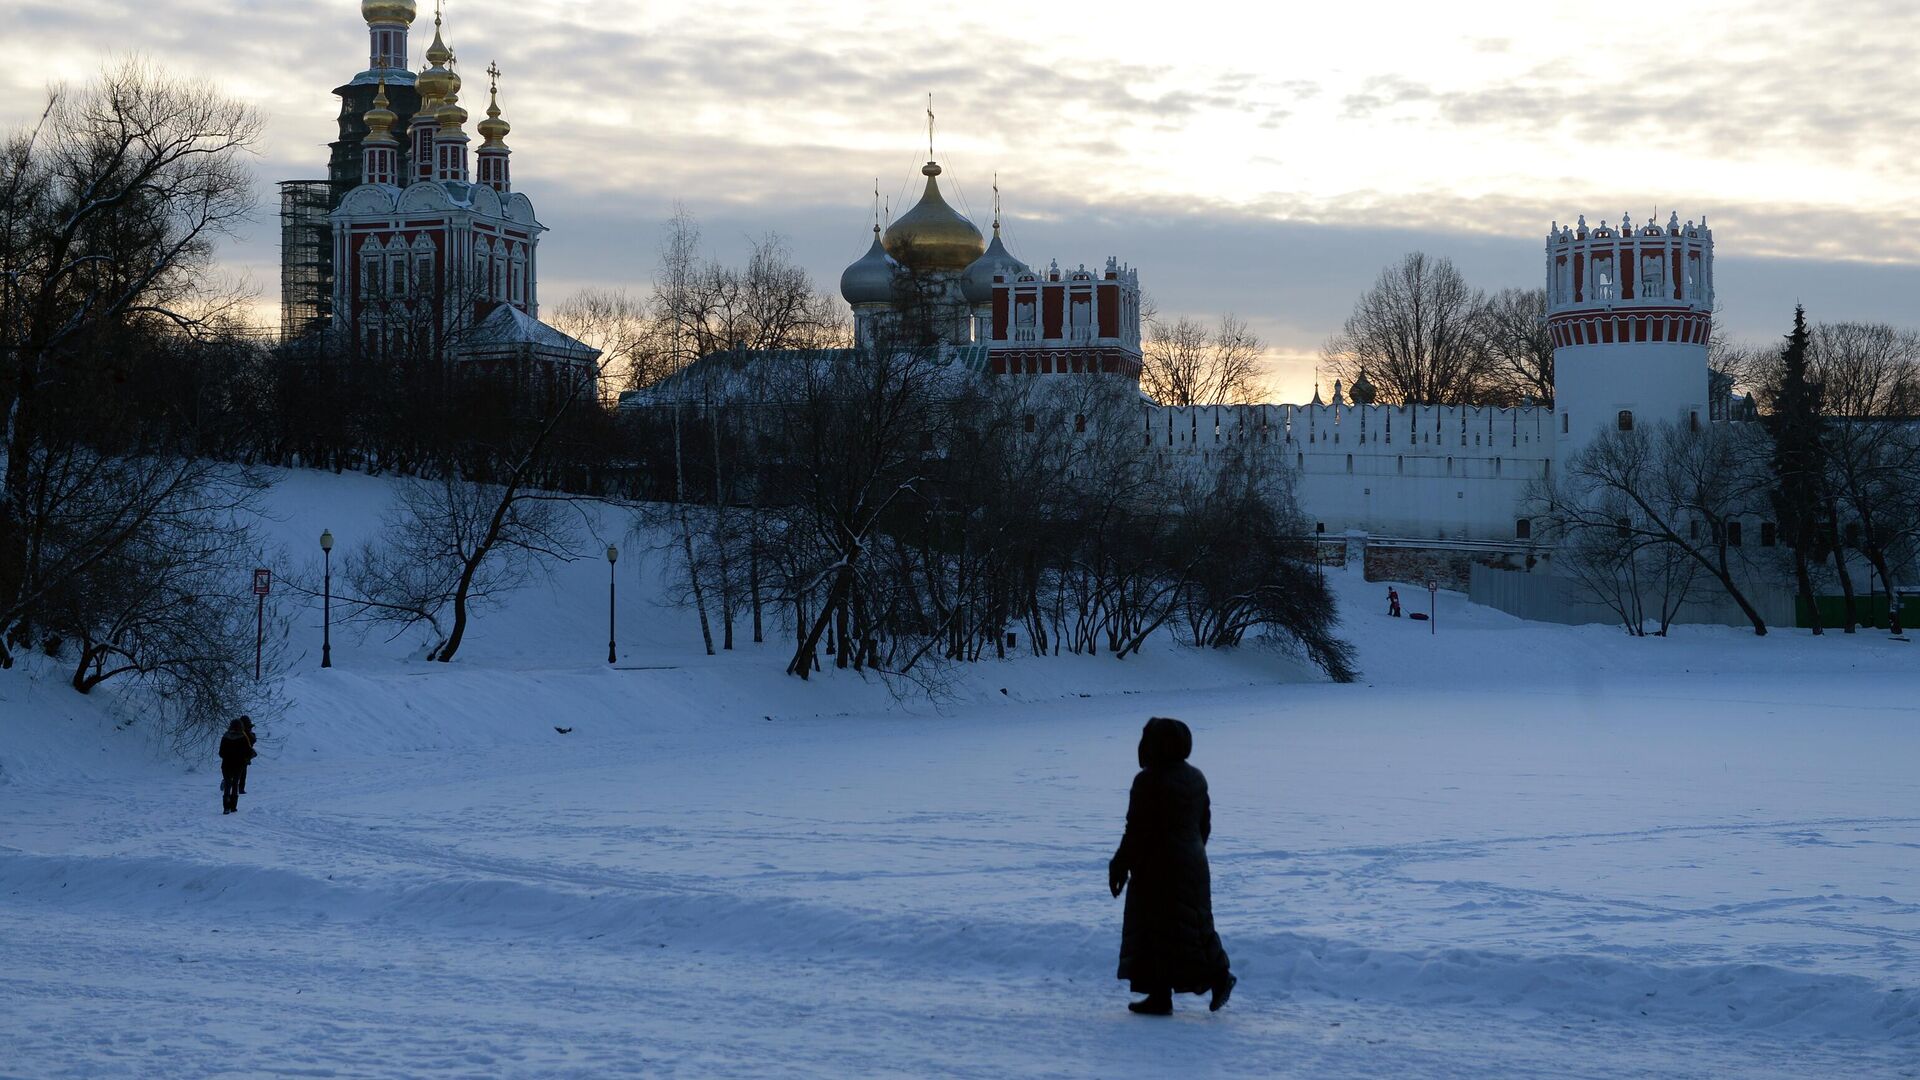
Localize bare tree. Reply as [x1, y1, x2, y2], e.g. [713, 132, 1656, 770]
[1538, 421, 1775, 635]
[0, 61, 262, 664]
[1808, 321, 1920, 634]
[1475, 287, 1554, 406]
[1322, 253, 1492, 405]
[343, 471, 582, 662]
[1140, 313, 1264, 406]
[549, 288, 659, 395]
[648, 209, 845, 373]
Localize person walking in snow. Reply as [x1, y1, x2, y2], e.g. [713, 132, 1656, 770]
[218, 718, 256, 815]
[238, 716, 257, 794]
[1109, 717, 1235, 1015]
[1388, 587, 1402, 617]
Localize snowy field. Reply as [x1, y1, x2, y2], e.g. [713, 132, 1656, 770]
[2, 470, 1917, 1078]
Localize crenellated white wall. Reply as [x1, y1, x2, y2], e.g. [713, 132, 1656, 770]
[1145, 403, 1553, 541]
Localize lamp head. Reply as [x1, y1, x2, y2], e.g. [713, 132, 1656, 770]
[320, 529, 335, 553]
[607, 545, 619, 564]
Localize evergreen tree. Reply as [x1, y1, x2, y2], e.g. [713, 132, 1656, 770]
[1765, 307, 1826, 634]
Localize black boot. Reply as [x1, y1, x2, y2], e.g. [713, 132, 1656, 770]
[1128, 991, 1173, 1015]
[1209, 974, 1236, 1012]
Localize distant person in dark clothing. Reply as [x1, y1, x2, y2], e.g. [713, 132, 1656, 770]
[238, 716, 257, 793]
[218, 719, 256, 814]
[1109, 717, 1235, 1015]
[1388, 587, 1402, 617]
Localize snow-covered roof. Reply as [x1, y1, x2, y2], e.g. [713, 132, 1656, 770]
[457, 304, 600, 365]
[620, 344, 991, 408]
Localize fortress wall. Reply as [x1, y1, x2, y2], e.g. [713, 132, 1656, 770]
[1146, 403, 1553, 541]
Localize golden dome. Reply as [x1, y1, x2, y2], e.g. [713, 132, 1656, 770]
[425, 19, 452, 67]
[362, 0, 417, 24]
[478, 86, 510, 146]
[437, 82, 468, 133]
[416, 61, 452, 110]
[364, 79, 399, 143]
[882, 161, 985, 273]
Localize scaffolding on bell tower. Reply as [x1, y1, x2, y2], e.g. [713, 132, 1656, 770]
[279, 180, 335, 342]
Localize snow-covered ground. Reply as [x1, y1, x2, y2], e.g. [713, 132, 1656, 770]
[2, 470, 1916, 1078]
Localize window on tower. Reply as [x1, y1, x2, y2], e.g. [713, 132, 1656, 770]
[1617, 410, 1634, 432]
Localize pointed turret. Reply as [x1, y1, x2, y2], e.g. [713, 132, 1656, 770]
[476, 63, 512, 193]
[361, 79, 401, 186]
[961, 179, 1030, 305]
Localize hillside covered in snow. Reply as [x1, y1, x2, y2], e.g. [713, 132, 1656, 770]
[2, 469, 1916, 1078]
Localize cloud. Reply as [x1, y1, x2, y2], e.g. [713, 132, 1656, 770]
[8, 0, 1920, 407]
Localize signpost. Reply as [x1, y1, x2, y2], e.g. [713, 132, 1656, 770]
[252, 568, 272, 680]
[1426, 579, 1438, 635]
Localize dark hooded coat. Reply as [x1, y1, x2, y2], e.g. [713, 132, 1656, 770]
[1111, 717, 1231, 994]
[217, 727, 255, 776]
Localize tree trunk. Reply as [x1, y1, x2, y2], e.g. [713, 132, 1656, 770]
[1862, 545, 1901, 636]
[1831, 544, 1858, 633]
[1791, 548, 1822, 636]
[673, 407, 715, 656]
[1712, 543, 1769, 637]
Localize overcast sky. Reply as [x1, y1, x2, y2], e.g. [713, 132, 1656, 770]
[5, 0, 1917, 399]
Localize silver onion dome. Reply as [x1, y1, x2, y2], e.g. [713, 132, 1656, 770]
[960, 228, 1029, 305]
[839, 227, 898, 306]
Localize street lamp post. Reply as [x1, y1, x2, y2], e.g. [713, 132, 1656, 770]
[607, 545, 619, 665]
[320, 529, 334, 668]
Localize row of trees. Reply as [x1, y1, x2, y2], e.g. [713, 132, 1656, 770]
[626, 354, 1356, 686]
[1322, 253, 1556, 407]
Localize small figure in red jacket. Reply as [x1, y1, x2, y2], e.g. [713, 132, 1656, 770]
[1388, 587, 1402, 617]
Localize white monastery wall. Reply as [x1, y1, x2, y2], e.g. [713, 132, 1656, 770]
[1146, 403, 1553, 540]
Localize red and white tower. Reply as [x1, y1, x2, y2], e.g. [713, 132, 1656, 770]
[1548, 211, 1714, 464]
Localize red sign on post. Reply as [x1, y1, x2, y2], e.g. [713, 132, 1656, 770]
[253, 569, 272, 596]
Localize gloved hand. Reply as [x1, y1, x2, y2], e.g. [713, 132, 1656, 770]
[1108, 859, 1127, 898]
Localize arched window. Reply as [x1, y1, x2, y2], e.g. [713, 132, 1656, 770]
[1617, 410, 1634, 431]
[1515, 518, 1532, 540]
[1562, 412, 1569, 434]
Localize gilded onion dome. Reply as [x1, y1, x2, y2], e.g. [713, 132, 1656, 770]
[416, 58, 454, 108]
[362, 0, 417, 24]
[960, 224, 1028, 305]
[437, 86, 468, 133]
[478, 84, 510, 146]
[363, 80, 399, 144]
[882, 161, 985, 273]
[840, 226, 899, 305]
[425, 16, 453, 67]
